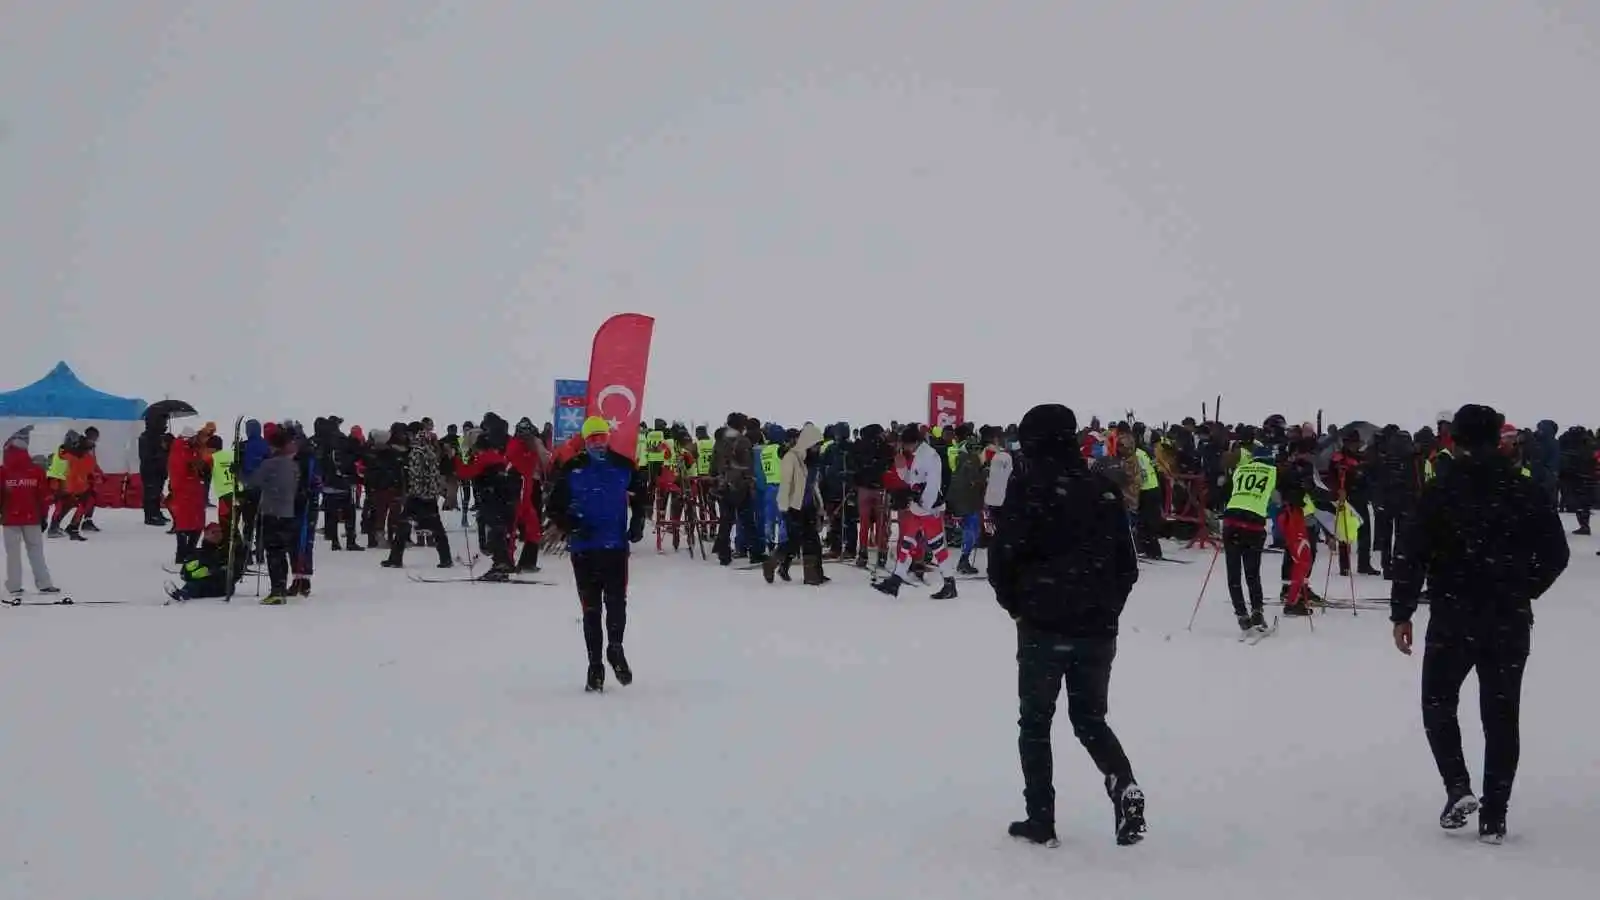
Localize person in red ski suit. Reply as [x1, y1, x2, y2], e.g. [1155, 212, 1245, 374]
[2, 429, 59, 595]
[507, 418, 550, 572]
[167, 429, 209, 564]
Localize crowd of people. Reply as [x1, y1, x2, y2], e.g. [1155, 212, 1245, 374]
[0, 399, 1583, 846]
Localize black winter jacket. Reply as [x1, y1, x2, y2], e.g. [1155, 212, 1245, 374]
[1391, 453, 1568, 630]
[989, 446, 1139, 637]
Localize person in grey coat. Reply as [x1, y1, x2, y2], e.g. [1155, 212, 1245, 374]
[244, 428, 301, 603]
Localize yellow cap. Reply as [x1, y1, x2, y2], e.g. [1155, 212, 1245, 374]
[930, 425, 944, 439]
[581, 416, 611, 439]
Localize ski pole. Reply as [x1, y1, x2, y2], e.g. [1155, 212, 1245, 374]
[1187, 541, 1225, 631]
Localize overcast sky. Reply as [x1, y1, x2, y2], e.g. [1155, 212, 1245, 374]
[4, 2, 1597, 432]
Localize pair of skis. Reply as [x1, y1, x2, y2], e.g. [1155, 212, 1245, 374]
[406, 573, 555, 586]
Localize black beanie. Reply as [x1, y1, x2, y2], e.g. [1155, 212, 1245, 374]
[1453, 404, 1503, 450]
[1018, 404, 1078, 453]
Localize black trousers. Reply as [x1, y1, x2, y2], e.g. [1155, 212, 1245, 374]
[1135, 489, 1164, 557]
[237, 488, 262, 548]
[322, 492, 357, 546]
[141, 466, 166, 520]
[572, 549, 629, 663]
[714, 487, 756, 564]
[1374, 506, 1411, 571]
[1016, 626, 1135, 824]
[1223, 526, 1266, 618]
[388, 497, 452, 566]
[1421, 621, 1530, 818]
[262, 515, 297, 594]
[777, 506, 822, 565]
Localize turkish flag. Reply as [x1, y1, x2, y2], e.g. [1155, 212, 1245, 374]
[585, 313, 656, 462]
[928, 382, 965, 429]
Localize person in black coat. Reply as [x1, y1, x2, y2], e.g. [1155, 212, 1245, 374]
[1557, 426, 1595, 533]
[1390, 403, 1569, 845]
[139, 413, 171, 526]
[987, 403, 1146, 849]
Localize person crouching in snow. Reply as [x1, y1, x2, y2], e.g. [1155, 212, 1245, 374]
[164, 522, 246, 603]
[2, 427, 60, 598]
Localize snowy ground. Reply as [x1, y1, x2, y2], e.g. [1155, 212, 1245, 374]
[1, 509, 1595, 899]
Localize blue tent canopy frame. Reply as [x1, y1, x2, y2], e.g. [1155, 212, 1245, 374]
[0, 362, 147, 420]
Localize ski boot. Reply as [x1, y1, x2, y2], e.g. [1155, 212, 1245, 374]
[261, 593, 286, 606]
[1438, 789, 1479, 830]
[39, 587, 60, 595]
[380, 558, 403, 569]
[1007, 819, 1059, 848]
[956, 554, 980, 576]
[873, 573, 904, 598]
[585, 662, 606, 693]
[1237, 614, 1255, 635]
[1108, 774, 1147, 846]
[65, 527, 87, 542]
[46, 526, 63, 539]
[930, 577, 958, 600]
[516, 543, 540, 573]
[1248, 608, 1268, 631]
[79, 520, 101, 533]
[853, 550, 869, 569]
[606, 644, 633, 686]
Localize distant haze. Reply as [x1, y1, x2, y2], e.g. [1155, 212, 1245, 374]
[5, 2, 1597, 431]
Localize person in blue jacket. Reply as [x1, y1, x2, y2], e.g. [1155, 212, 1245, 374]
[549, 415, 649, 692]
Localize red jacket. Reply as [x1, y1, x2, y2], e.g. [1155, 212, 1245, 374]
[1, 446, 49, 526]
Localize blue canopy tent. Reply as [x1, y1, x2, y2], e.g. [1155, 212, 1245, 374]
[0, 362, 148, 477]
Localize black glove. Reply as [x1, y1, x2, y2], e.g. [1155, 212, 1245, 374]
[628, 516, 645, 544]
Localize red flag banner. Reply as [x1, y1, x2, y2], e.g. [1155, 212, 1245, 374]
[585, 314, 656, 462]
[928, 382, 965, 429]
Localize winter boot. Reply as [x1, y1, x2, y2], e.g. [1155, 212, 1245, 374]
[606, 644, 633, 686]
[516, 543, 540, 573]
[956, 553, 980, 576]
[1007, 819, 1059, 848]
[1248, 608, 1267, 630]
[80, 520, 101, 533]
[762, 552, 782, 584]
[1108, 775, 1147, 846]
[261, 593, 286, 606]
[1237, 614, 1255, 634]
[854, 549, 869, 569]
[1438, 789, 1479, 830]
[380, 558, 403, 569]
[47, 526, 63, 539]
[873, 573, 904, 597]
[366, 533, 379, 549]
[776, 552, 794, 583]
[65, 527, 87, 543]
[585, 662, 606, 693]
[803, 555, 829, 586]
[1572, 525, 1591, 536]
[930, 577, 958, 600]
[1478, 810, 1506, 845]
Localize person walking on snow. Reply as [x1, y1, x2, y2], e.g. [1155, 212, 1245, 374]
[1, 428, 60, 598]
[548, 416, 648, 692]
[987, 404, 1145, 849]
[763, 422, 828, 586]
[873, 424, 959, 599]
[1390, 403, 1569, 845]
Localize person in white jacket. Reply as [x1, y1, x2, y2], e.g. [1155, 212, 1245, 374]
[764, 423, 828, 585]
[875, 425, 958, 599]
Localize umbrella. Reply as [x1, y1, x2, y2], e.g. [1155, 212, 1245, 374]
[144, 399, 198, 421]
[1342, 420, 1380, 447]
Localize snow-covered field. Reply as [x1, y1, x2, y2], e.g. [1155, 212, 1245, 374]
[1, 509, 1594, 899]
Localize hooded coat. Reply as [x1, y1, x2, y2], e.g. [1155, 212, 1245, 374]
[988, 404, 1140, 637]
[241, 419, 270, 479]
[778, 424, 825, 512]
[1, 444, 49, 526]
[166, 435, 208, 532]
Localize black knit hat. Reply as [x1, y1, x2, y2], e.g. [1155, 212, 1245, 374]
[1453, 404, 1504, 450]
[1019, 404, 1078, 449]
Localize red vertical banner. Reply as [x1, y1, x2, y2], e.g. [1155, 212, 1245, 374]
[585, 313, 656, 463]
[928, 382, 965, 429]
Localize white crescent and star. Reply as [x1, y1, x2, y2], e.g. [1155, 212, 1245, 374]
[595, 384, 638, 432]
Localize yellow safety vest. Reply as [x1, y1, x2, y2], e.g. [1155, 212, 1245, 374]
[645, 430, 666, 464]
[182, 558, 211, 581]
[47, 450, 67, 481]
[1135, 449, 1159, 492]
[211, 448, 237, 498]
[696, 439, 714, 476]
[760, 443, 781, 484]
[1226, 460, 1277, 518]
[947, 444, 960, 472]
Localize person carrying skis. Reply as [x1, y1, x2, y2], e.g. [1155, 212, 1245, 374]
[548, 416, 648, 692]
[987, 403, 1145, 849]
[2, 427, 59, 598]
[873, 424, 958, 599]
[1391, 403, 1568, 845]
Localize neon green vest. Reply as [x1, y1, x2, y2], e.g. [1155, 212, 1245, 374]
[947, 444, 960, 472]
[696, 439, 715, 476]
[645, 430, 665, 464]
[1226, 460, 1277, 518]
[182, 558, 211, 581]
[211, 448, 237, 498]
[760, 443, 781, 484]
[1424, 459, 1435, 481]
[1520, 466, 1531, 479]
[1135, 449, 1159, 492]
[47, 450, 67, 481]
